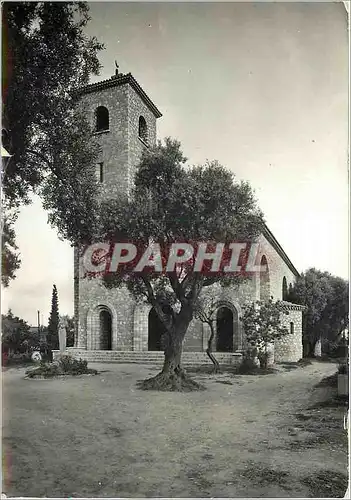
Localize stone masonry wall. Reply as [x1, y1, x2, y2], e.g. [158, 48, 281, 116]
[79, 84, 130, 198]
[256, 233, 297, 302]
[127, 85, 157, 193]
[275, 305, 304, 362]
[76, 77, 159, 351]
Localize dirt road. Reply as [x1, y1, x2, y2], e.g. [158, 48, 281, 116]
[2, 360, 348, 497]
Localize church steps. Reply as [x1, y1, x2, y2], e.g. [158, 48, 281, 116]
[53, 349, 243, 366]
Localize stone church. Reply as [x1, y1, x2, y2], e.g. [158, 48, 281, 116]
[69, 68, 305, 366]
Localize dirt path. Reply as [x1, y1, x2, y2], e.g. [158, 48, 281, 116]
[2, 360, 348, 497]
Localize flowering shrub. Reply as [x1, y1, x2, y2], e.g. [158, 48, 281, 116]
[241, 298, 290, 369]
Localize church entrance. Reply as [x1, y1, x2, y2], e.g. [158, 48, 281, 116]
[99, 309, 112, 350]
[148, 308, 166, 351]
[216, 307, 234, 352]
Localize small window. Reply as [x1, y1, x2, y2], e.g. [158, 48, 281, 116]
[290, 322, 294, 335]
[138, 116, 148, 144]
[282, 276, 288, 300]
[96, 106, 109, 132]
[96, 162, 104, 183]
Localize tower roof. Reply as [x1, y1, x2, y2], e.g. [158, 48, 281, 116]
[76, 72, 162, 118]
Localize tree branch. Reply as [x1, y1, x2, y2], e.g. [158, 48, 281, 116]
[169, 272, 187, 305]
[27, 149, 66, 185]
[141, 275, 173, 331]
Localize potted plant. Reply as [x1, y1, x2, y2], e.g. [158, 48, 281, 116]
[337, 362, 349, 397]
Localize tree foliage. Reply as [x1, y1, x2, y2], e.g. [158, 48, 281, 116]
[1, 2, 104, 284]
[241, 298, 290, 368]
[1, 210, 21, 287]
[93, 138, 264, 389]
[287, 268, 349, 356]
[47, 284, 59, 350]
[1, 309, 39, 353]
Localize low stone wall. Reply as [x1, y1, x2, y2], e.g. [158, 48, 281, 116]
[53, 348, 243, 367]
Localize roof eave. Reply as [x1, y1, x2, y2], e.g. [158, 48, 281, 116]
[76, 73, 162, 119]
[262, 224, 300, 277]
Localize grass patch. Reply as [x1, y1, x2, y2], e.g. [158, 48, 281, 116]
[315, 372, 338, 388]
[277, 359, 313, 371]
[307, 397, 347, 410]
[236, 365, 277, 375]
[214, 380, 234, 385]
[186, 365, 237, 375]
[240, 464, 290, 488]
[301, 469, 348, 498]
[184, 468, 214, 490]
[295, 413, 312, 421]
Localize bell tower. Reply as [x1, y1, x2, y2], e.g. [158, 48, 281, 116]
[76, 65, 162, 197]
[73, 68, 162, 349]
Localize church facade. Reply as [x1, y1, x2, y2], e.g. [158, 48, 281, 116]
[71, 69, 305, 365]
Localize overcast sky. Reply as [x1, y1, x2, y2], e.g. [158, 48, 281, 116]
[1, 1, 349, 326]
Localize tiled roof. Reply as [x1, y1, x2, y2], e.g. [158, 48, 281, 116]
[281, 301, 307, 311]
[76, 73, 162, 118]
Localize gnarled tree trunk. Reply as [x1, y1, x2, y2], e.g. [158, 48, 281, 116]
[138, 307, 204, 391]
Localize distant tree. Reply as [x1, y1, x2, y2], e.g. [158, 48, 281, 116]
[194, 293, 220, 373]
[323, 276, 349, 343]
[287, 268, 349, 357]
[47, 285, 59, 351]
[1, 2, 104, 284]
[1, 309, 33, 354]
[241, 298, 290, 369]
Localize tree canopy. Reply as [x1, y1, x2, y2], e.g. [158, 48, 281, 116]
[1, 2, 104, 286]
[1, 309, 38, 353]
[90, 138, 265, 390]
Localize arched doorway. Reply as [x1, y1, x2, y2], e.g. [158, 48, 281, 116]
[260, 255, 270, 302]
[148, 308, 166, 351]
[216, 307, 234, 352]
[99, 309, 112, 350]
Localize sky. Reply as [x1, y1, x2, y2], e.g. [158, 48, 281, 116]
[1, 1, 349, 326]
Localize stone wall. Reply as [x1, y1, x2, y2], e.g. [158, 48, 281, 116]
[79, 84, 130, 198]
[275, 304, 305, 362]
[256, 233, 297, 302]
[75, 76, 159, 350]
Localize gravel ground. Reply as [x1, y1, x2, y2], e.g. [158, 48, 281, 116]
[2, 359, 348, 497]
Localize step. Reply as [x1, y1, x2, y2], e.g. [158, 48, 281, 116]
[54, 350, 242, 366]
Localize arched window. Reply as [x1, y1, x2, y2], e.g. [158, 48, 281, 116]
[282, 276, 288, 300]
[95, 106, 109, 132]
[260, 255, 270, 302]
[290, 322, 294, 335]
[138, 116, 148, 144]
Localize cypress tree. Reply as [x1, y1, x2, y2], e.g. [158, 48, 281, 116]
[47, 284, 59, 351]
